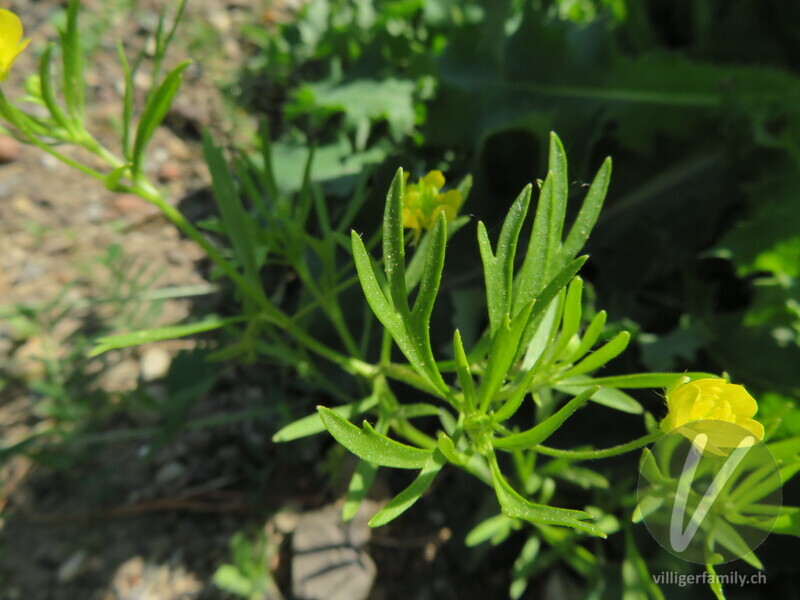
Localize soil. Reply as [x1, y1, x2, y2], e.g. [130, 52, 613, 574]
[0, 2, 520, 599]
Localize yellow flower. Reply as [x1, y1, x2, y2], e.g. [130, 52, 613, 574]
[660, 377, 765, 455]
[402, 170, 462, 243]
[0, 9, 30, 82]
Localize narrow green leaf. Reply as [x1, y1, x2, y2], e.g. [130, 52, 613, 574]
[623, 528, 666, 600]
[465, 514, 514, 547]
[556, 380, 643, 414]
[477, 221, 500, 332]
[351, 231, 399, 330]
[383, 168, 408, 311]
[272, 394, 380, 442]
[489, 454, 606, 537]
[519, 257, 588, 362]
[484, 185, 533, 332]
[411, 212, 446, 324]
[559, 331, 631, 380]
[369, 451, 446, 527]
[393, 403, 441, 420]
[564, 310, 606, 363]
[453, 330, 476, 412]
[632, 495, 664, 523]
[406, 215, 469, 291]
[131, 61, 190, 177]
[38, 44, 71, 130]
[581, 372, 716, 389]
[560, 156, 612, 263]
[116, 42, 134, 161]
[515, 174, 555, 312]
[89, 316, 245, 357]
[105, 164, 133, 192]
[494, 387, 598, 449]
[343, 460, 379, 522]
[714, 519, 763, 570]
[60, 0, 84, 120]
[547, 132, 568, 259]
[638, 448, 670, 485]
[203, 133, 264, 301]
[478, 302, 535, 412]
[317, 406, 432, 469]
[551, 276, 583, 360]
[437, 432, 471, 466]
[734, 461, 800, 507]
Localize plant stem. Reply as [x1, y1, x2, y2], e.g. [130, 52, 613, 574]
[534, 431, 661, 460]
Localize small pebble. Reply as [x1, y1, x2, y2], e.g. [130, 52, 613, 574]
[158, 161, 182, 182]
[140, 347, 171, 381]
[0, 135, 20, 163]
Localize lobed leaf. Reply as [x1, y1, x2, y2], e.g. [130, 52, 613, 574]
[317, 407, 432, 469]
[489, 455, 606, 537]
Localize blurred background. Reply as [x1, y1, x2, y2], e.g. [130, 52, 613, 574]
[0, 0, 798, 598]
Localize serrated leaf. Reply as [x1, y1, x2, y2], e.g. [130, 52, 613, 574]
[317, 406, 432, 469]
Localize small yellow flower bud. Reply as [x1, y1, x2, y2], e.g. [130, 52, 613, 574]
[660, 377, 764, 455]
[402, 170, 462, 243]
[0, 9, 30, 81]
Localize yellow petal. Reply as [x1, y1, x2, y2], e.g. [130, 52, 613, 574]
[670, 383, 701, 427]
[735, 417, 765, 442]
[421, 170, 445, 190]
[0, 9, 24, 47]
[722, 384, 758, 418]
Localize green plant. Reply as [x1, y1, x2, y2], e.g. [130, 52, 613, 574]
[2, 2, 799, 598]
[213, 531, 280, 600]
